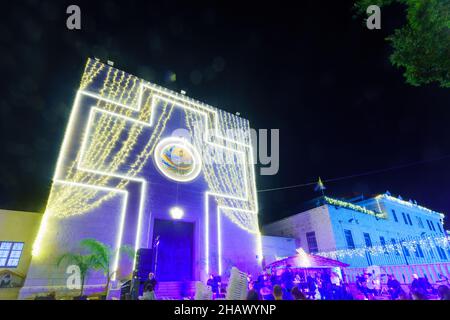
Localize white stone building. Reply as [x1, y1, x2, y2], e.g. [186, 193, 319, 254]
[263, 193, 450, 283]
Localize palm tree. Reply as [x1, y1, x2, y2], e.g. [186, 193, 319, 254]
[56, 252, 97, 297]
[57, 239, 135, 298]
[79, 239, 135, 294]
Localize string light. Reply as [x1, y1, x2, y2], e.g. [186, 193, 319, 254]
[375, 194, 445, 218]
[319, 194, 448, 262]
[317, 235, 449, 259]
[324, 196, 385, 219]
[33, 58, 262, 278]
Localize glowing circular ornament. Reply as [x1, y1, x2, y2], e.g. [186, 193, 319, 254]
[154, 137, 202, 182]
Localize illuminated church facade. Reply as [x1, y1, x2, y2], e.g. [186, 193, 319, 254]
[20, 59, 262, 298]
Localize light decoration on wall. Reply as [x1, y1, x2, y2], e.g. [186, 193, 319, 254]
[32, 58, 262, 279]
[183, 98, 262, 274]
[324, 196, 385, 219]
[316, 234, 449, 259]
[44, 62, 171, 219]
[375, 193, 445, 219]
[184, 107, 258, 231]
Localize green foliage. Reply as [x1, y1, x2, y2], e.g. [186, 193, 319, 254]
[56, 252, 97, 296]
[57, 239, 136, 297]
[80, 238, 111, 275]
[355, 0, 450, 88]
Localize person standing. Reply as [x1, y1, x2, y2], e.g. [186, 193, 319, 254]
[281, 265, 294, 292]
[253, 274, 264, 293]
[387, 274, 403, 300]
[356, 274, 369, 300]
[411, 274, 427, 297]
[306, 275, 317, 300]
[365, 273, 376, 299]
[291, 286, 307, 300]
[270, 268, 278, 286]
[320, 272, 333, 300]
[437, 285, 450, 300]
[246, 289, 261, 300]
[207, 274, 218, 298]
[142, 272, 157, 300]
[273, 285, 283, 300]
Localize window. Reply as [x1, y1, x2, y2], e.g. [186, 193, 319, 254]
[407, 214, 413, 226]
[415, 244, 424, 258]
[416, 217, 424, 229]
[430, 221, 436, 231]
[403, 246, 410, 256]
[437, 247, 447, 260]
[0, 242, 24, 268]
[401, 212, 408, 225]
[401, 241, 410, 256]
[306, 232, 319, 254]
[391, 238, 400, 255]
[344, 229, 355, 249]
[363, 233, 372, 247]
[391, 210, 398, 222]
[429, 248, 435, 259]
[437, 223, 443, 233]
[363, 233, 373, 265]
[414, 246, 419, 257]
[380, 236, 388, 254]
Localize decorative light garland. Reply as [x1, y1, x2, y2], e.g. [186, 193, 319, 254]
[375, 194, 445, 219]
[317, 235, 449, 259]
[46, 61, 174, 217]
[324, 196, 385, 219]
[184, 104, 258, 233]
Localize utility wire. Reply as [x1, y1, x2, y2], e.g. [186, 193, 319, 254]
[257, 153, 450, 193]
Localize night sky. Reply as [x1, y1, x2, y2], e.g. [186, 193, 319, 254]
[0, 1, 449, 228]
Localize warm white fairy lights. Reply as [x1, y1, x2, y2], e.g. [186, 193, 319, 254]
[324, 196, 385, 219]
[375, 193, 445, 219]
[32, 179, 129, 282]
[32, 58, 262, 279]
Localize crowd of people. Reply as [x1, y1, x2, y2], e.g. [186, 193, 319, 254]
[355, 272, 450, 300]
[245, 268, 450, 301]
[138, 268, 450, 300]
[245, 266, 353, 300]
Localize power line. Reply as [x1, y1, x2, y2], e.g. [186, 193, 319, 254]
[257, 153, 450, 193]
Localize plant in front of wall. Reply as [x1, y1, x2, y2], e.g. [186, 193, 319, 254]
[56, 250, 97, 299]
[57, 238, 135, 299]
[79, 239, 135, 297]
